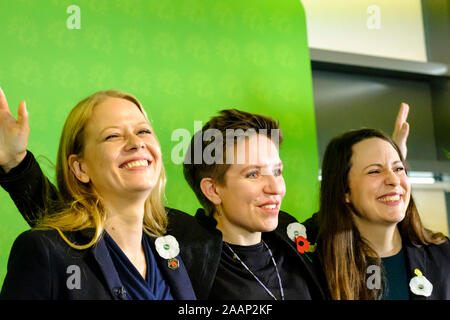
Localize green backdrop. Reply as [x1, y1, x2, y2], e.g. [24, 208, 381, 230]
[0, 0, 318, 287]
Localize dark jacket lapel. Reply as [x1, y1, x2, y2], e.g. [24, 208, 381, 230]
[403, 242, 428, 300]
[167, 208, 222, 300]
[272, 211, 327, 299]
[192, 209, 223, 299]
[146, 236, 196, 300]
[89, 232, 128, 300]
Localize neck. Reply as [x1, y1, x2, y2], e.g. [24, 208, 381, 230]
[354, 217, 402, 258]
[214, 214, 262, 246]
[103, 197, 146, 263]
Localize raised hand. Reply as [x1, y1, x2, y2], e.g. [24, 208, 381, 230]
[0, 87, 29, 173]
[392, 102, 410, 159]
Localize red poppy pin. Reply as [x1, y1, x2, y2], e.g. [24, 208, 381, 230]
[168, 258, 179, 270]
[295, 235, 310, 254]
[287, 223, 314, 262]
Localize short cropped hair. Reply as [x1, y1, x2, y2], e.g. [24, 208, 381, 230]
[183, 109, 283, 216]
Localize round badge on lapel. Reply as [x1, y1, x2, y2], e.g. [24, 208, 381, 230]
[168, 258, 179, 270]
[287, 222, 307, 242]
[155, 235, 180, 259]
[409, 268, 433, 297]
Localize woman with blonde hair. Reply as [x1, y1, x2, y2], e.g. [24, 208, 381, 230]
[0, 88, 195, 299]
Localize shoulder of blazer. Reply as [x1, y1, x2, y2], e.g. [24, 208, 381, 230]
[404, 237, 450, 300]
[405, 237, 450, 267]
[277, 210, 298, 226]
[1, 229, 53, 299]
[13, 228, 70, 253]
[166, 207, 222, 300]
[270, 211, 327, 299]
[166, 207, 197, 234]
[1, 228, 85, 299]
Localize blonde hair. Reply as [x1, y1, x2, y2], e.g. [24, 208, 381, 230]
[36, 90, 168, 249]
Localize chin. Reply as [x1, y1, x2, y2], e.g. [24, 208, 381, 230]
[384, 212, 406, 224]
[261, 218, 279, 232]
[126, 184, 156, 194]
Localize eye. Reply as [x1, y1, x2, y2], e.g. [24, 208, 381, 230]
[274, 168, 283, 176]
[246, 170, 259, 179]
[394, 166, 405, 173]
[368, 170, 380, 175]
[105, 134, 119, 141]
[138, 129, 152, 135]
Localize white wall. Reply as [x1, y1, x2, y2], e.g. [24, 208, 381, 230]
[412, 187, 449, 236]
[300, 0, 427, 61]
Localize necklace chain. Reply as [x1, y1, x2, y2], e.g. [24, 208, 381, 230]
[224, 240, 285, 300]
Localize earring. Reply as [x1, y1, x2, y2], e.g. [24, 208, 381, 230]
[215, 205, 223, 217]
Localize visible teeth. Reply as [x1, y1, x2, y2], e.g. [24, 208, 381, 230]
[123, 160, 148, 169]
[261, 204, 276, 209]
[379, 195, 400, 202]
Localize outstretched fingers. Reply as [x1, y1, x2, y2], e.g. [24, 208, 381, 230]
[0, 87, 11, 113]
[17, 101, 29, 129]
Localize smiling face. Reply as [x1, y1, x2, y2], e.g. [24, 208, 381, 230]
[71, 97, 162, 201]
[213, 134, 286, 239]
[346, 137, 411, 227]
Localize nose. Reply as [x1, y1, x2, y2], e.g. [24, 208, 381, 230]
[385, 169, 400, 186]
[125, 134, 145, 151]
[263, 174, 285, 195]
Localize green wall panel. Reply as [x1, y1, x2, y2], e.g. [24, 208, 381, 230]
[0, 0, 318, 286]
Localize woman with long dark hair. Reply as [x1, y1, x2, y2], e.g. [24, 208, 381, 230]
[317, 128, 449, 300]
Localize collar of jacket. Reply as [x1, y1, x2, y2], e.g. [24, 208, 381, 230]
[67, 228, 196, 300]
[271, 211, 327, 299]
[188, 208, 223, 299]
[194, 208, 327, 299]
[61, 228, 127, 300]
[195, 208, 219, 229]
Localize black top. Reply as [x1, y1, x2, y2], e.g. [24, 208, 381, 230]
[381, 248, 410, 300]
[104, 232, 173, 300]
[209, 237, 312, 300]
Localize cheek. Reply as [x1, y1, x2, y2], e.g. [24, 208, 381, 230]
[402, 181, 411, 203]
[145, 136, 162, 157]
[402, 176, 411, 192]
[280, 179, 287, 197]
[224, 182, 258, 206]
[348, 182, 373, 209]
[84, 146, 119, 176]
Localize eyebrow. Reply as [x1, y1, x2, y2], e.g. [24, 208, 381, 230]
[239, 162, 284, 173]
[363, 160, 403, 170]
[98, 121, 151, 136]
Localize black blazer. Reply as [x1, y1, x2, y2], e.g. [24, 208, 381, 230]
[165, 208, 327, 300]
[402, 238, 450, 300]
[0, 228, 196, 300]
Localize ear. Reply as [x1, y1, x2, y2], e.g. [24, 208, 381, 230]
[68, 154, 90, 183]
[200, 178, 222, 205]
[344, 192, 351, 203]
